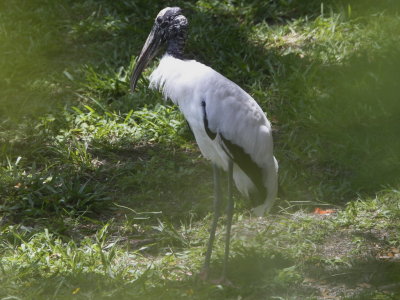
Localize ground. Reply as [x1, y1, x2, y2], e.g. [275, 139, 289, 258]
[1, 0, 399, 299]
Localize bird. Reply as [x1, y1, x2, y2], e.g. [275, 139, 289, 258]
[130, 7, 278, 281]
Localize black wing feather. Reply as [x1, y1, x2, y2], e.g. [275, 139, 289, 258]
[201, 100, 266, 204]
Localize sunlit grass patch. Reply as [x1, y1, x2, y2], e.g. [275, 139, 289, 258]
[1, 0, 400, 299]
[59, 104, 186, 146]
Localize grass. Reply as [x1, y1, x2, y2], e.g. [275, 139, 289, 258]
[1, 0, 400, 299]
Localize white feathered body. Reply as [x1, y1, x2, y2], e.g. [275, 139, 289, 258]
[149, 55, 278, 214]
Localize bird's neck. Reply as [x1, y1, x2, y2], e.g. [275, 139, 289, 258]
[166, 33, 186, 59]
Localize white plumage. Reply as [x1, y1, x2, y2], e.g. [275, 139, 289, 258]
[150, 54, 278, 216]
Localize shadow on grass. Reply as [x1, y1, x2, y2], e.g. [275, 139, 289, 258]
[1, 247, 300, 300]
[305, 257, 400, 298]
[3, 251, 398, 299]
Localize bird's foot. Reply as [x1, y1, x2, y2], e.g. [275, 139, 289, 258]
[210, 276, 234, 287]
[197, 269, 233, 286]
[198, 268, 209, 282]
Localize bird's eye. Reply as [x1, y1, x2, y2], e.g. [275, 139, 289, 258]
[160, 20, 169, 28]
[156, 16, 163, 24]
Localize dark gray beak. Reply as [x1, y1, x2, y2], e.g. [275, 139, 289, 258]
[130, 25, 163, 92]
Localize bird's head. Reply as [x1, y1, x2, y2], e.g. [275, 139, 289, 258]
[130, 7, 188, 92]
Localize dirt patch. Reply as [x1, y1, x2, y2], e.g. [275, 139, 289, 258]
[318, 230, 355, 259]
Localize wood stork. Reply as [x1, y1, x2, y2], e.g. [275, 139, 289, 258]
[130, 7, 278, 280]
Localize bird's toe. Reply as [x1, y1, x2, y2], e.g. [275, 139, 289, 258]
[198, 268, 209, 282]
[210, 276, 234, 287]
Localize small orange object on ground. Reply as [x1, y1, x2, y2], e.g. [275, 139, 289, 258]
[314, 208, 335, 215]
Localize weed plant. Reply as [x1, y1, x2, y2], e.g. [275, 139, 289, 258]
[0, 0, 399, 299]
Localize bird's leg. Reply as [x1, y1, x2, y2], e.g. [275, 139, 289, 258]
[221, 159, 234, 282]
[201, 164, 222, 280]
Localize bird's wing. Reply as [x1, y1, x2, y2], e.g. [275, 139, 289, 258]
[202, 71, 273, 167]
[200, 70, 274, 201]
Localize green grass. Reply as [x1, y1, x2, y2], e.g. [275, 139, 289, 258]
[1, 0, 400, 299]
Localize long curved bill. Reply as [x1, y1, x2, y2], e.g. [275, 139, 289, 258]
[130, 25, 163, 92]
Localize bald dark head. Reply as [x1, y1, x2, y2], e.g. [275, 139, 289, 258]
[130, 7, 189, 91]
[154, 7, 188, 54]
